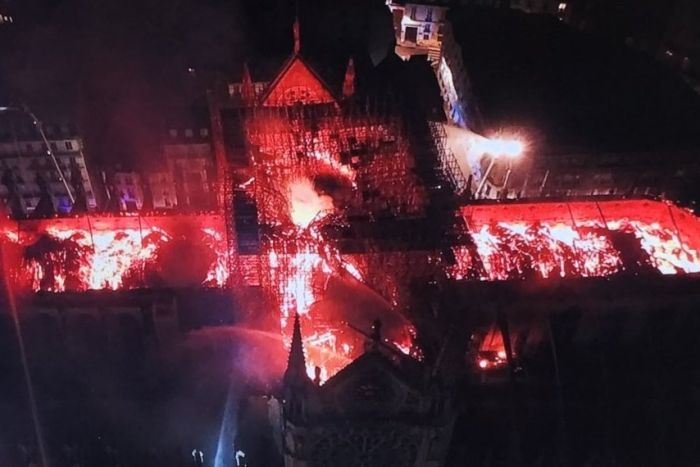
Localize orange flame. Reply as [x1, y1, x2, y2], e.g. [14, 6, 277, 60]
[287, 178, 334, 228]
[14, 222, 229, 292]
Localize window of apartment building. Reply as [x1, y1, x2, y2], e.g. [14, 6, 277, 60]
[65, 141, 73, 151]
[410, 6, 416, 19]
[426, 8, 433, 22]
[50, 142, 58, 153]
[423, 24, 431, 40]
[200, 128, 209, 137]
[169, 129, 178, 138]
[185, 129, 194, 138]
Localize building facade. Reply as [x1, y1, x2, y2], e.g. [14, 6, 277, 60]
[102, 121, 215, 212]
[386, 1, 451, 61]
[163, 121, 216, 210]
[0, 116, 96, 215]
[277, 315, 454, 467]
[386, 1, 475, 129]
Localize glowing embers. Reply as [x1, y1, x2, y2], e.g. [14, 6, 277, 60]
[476, 326, 509, 371]
[268, 245, 329, 324]
[471, 222, 622, 280]
[609, 220, 700, 274]
[266, 236, 417, 383]
[27, 227, 166, 292]
[14, 216, 229, 292]
[266, 239, 349, 383]
[303, 329, 353, 383]
[451, 218, 700, 281]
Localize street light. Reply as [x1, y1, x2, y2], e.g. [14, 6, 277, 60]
[474, 137, 524, 199]
[0, 106, 75, 204]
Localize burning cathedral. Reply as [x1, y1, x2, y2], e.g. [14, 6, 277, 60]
[3, 16, 700, 467]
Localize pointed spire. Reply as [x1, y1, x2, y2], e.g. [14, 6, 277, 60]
[293, 16, 301, 55]
[284, 313, 309, 385]
[241, 61, 255, 105]
[342, 57, 356, 99]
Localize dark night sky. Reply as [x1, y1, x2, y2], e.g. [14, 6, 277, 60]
[0, 0, 393, 168]
[450, 6, 700, 153]
[3, 0, 699, 165]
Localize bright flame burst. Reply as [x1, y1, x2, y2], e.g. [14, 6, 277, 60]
[278, 178, 357, 381]
[267, 235, 358, 383]
[267, 177, 414, 383]
[287, 178, 334, 228]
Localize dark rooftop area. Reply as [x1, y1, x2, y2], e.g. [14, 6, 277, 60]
[450, 7, 700, 153]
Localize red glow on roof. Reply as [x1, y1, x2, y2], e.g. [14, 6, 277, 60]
[449, 200, 700, 281]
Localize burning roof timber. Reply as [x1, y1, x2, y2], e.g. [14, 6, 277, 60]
[0, 213, 230, 293]
[0, 199, 697, 294]
[2, 198, 700, 382]
[449, 199, 700, 280]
